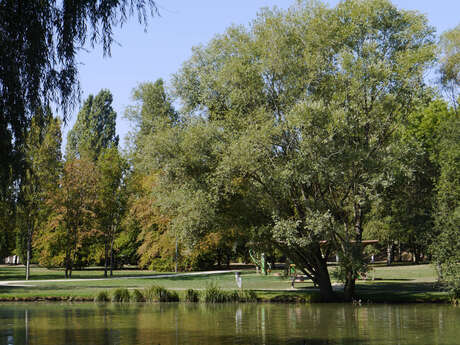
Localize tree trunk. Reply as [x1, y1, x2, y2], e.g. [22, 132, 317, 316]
[65, 251, 70, 279]
[110, 233, 114, 277]
[344, 271, 356, 301]
[340, 203, 363, 302]
[25, 225, 32, 280]
[316, 262, 335, 302]
[104, 241, 108, 278]
[174, 237, 178, 273]
[386, 243, 393, 266]
[413, 246, 419, 264]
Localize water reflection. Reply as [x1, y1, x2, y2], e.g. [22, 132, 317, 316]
[0, 303, 458, 345]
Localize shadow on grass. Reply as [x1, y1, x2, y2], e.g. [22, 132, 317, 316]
[365, 278, 413, 281]
[0, 266, 179, 281]
[166, 272, 235, 281]
[355, 281, 448, 303]
[357, 281, 438, 293]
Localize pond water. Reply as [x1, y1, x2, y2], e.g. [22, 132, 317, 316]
[0, 303, 458, 345]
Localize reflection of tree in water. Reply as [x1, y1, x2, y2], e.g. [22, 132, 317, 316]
[235, 306, 242, 335]
[0, 304, 459, 344]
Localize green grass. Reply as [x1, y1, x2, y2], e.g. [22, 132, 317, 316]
[0, 263, 450, 303]
[0, 265, 174, 281]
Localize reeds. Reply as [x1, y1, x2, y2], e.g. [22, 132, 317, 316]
[94, 290, 110, 302]
[185, 289, 200, 302]
[93, 284, 258, 303]
[144, 285, 179, 302]
[111, 288, 131, 302]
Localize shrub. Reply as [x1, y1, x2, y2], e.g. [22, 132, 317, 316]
[203, 283, 229, 303]
[168, 290, 179, 302]
[185, 289, 200, 302]
[112, 288, 130, 302]
[238, 290, 258, 302]
[228, 290, 240, 302]
[145, 285, 179, 302]
[450, 289, 460, 305]
[94, 290, 109, 302]
[131, 289, 145, 302]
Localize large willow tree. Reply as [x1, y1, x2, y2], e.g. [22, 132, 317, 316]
[137, 0, 435, 301]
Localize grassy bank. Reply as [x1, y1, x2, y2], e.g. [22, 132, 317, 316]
[0, 264, 451, 303]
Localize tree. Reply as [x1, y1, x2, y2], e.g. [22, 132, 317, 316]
[439, 24, 460, 111]
[0, 1, 157, 243]
[35, 158, 99, 278]
[66, 89, 119, 161]
[96, 147, 127, 277]
[431, 112, 460, 292]
[124, 79, 181, 270]
[364, 100, 453, 265]
[16, 108, 62, 279]
[137, 0, 435, 301]
[126, 173, 173, 271]
[125, 79, 178, 170]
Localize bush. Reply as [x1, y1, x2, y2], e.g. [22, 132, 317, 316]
[203, 283, 229, 303]
[145, 285, 179, 302]
[238, 289, 258, 302]
[185, 289, 200, 302]
[131, 289, 145, 302]
[112, 288, 131, 302]
[450, 289, 460, 305]
[228, 290, 240, 302]
[94, 290, 109, 302]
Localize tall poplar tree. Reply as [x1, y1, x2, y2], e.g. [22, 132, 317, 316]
[66, 89, 119, 161]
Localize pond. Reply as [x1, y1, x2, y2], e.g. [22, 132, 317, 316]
[0, 303, 458, 344]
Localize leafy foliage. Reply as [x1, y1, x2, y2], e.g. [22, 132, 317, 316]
[16, 108, 62, 278]
[35, 158, 100, 277]
[96, 147, 128, 276]
[431, 114, 460, 291]
[439, 24, 460, 108]
[0, 1, 157, 232]
[137, 0, 436, 301]
[66, 89, 119, 160]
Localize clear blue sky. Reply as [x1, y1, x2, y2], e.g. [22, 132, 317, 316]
[65, 0, 459, 151]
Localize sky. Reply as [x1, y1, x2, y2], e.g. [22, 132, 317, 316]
[65, 0, 460, 151]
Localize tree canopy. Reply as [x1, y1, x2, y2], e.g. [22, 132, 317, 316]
[66, 89, 119, 161]
[439, 24, 460, 108]
[0, 0, 157, 259]
[135, 0, 436, 300]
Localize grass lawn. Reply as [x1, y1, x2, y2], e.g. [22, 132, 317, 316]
[0, 263, 450, 303]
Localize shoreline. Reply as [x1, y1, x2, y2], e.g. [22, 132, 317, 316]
[0, 289, 451, 304]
